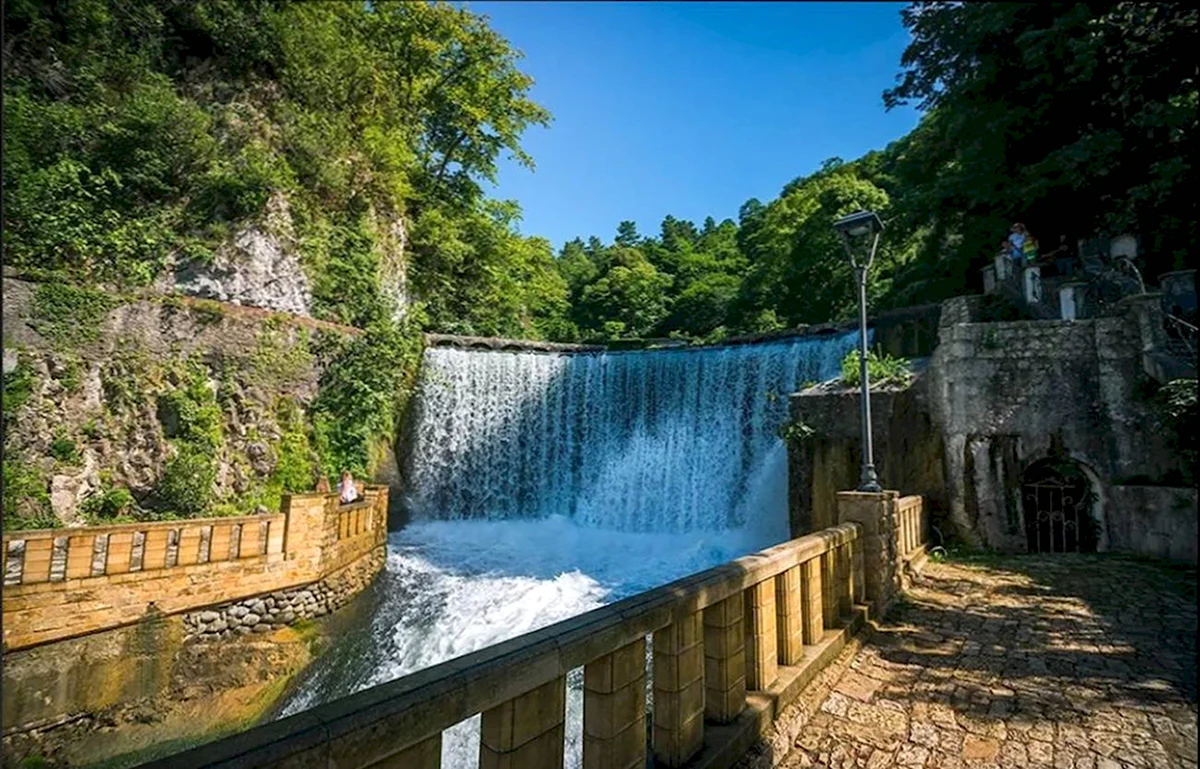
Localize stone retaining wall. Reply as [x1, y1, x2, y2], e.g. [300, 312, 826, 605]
[1, 488, 387, 651]
[2, 489, 389, 734]
[182, 547, 386, 642]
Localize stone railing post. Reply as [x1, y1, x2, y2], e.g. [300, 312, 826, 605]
[994, 252, 1012, 282]
[652, 612, 704, 768]
[743, 580, 778, 691]
[583, 638, 646, 769]
[281, 492, 331, 580]
[835, 539, 853, 617]
[836, 491, 899, 613]
[799, 557, 823, 645]
[480, 677, 566, 769]
[1023, 265, 1042, 304]
[820, 550, 837, 629]
[703, 593, 746, 723]
[774, 566, 804, 666]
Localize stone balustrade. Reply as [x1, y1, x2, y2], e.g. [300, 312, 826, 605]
[144, 498, 926, 769]
[895, 494, 925, 561]
[1, 487, 388, 651]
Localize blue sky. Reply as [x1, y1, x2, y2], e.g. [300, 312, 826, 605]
[472, 1, 922, 250]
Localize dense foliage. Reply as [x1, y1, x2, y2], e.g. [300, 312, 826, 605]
[2, 0, 563, 338]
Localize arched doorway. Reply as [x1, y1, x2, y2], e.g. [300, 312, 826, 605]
[1021, 459, 1099, 554]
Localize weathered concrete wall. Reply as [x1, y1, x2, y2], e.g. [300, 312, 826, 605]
[1, 613, 321, 768]
[788, 376, 946, 539]
[1106, 485, 1198, 563]
[926, 298, 1183, 551]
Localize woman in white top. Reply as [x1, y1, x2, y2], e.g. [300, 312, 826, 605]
[338, 471, 359, 504]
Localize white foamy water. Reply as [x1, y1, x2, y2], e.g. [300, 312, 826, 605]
[278, 333, 862, 768]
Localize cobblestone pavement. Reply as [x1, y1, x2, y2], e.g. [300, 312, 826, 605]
[781, 555, 1197, 769]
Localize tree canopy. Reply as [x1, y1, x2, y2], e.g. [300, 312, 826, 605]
[4, 1, 1194, 344]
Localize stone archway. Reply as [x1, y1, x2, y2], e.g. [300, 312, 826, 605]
[1020, 458, 1100, 553]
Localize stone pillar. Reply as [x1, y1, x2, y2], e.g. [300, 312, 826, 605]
[799, 557, 823, 645]
[774, 567, 804, 665]
[1121, 292, 1168, 352]
[281, 493, 331, 580]
[378, 734, 441, 769]
[994, 253, 1012, 282]
[743, 581, 778, 691]
[982, 264, 996, 294]
[703, 593, 746, 723]
[652, 612, 704, 768]
[836, 491, 900, 613]
[1023, 265, 1042, 304]
[1060, 282, 1086, 321]
[835, 541, 853, 617]
[583, 639, 646, 769]
[480, 677, 566, 769]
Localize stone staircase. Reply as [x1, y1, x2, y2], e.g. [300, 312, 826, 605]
[984, 253, 1197, 382]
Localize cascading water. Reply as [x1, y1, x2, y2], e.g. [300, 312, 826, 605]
[277, 331, 864, 768]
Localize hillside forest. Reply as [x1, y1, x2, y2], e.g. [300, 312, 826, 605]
[4, 1, 1196, 343]
[1, 1, 1196, 527]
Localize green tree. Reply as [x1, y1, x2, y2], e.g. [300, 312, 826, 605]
[884, 2, 1198, 280]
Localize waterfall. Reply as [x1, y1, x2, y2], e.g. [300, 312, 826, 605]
[279, 330, 865, 769]
[405, 332, 863, 532]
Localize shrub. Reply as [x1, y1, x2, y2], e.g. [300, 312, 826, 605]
[29, 282, 121, 348]
[840, 348, 913, 389]
[3, 355, 36, 416]
[1157, 378, 1197, 483]
[158, 444, 218, 516]
[3, 461, 56, 531]
[48, 430, 79, 464]
[80, 485, 136, 522]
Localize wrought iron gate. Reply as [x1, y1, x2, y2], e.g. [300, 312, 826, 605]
[1022, 472, 1097, 554]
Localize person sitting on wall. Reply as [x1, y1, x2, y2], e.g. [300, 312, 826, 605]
[315, 476, 331, 494]
[338, 471, 360, 504]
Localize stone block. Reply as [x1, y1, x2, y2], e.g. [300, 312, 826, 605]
[480, 676, 566, 754]
[800, 557, 824, 644]
[744, 581, 778, 691]
[582, 671, 644, 739]
[582, 714, 645, 769]
[582, 637, 645, 694]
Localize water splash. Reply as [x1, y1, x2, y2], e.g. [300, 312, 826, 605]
[279, 332, 863, 768]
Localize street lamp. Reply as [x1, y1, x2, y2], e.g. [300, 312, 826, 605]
[833, 210, 884, 493]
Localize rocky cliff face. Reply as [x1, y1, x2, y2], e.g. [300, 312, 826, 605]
[1, 276, 361, 527]
[167, 194, 410, 322]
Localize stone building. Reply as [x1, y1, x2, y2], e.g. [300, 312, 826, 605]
[788, 293, 1197, 563]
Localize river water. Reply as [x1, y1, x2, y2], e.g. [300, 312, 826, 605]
[276, 333, 861, 768]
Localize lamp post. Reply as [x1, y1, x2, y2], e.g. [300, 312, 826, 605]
[833, 210, 884, 493]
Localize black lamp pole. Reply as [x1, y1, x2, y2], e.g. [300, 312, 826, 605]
[833, 211, 884, 493]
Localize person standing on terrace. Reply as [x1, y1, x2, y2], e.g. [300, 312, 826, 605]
[1009, 223, 1029, 267]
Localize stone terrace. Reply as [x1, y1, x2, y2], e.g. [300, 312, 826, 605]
[767, 555, 1197, 769]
